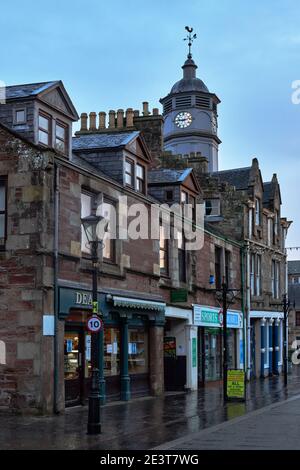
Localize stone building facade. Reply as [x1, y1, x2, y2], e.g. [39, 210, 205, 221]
[0, 82, 243, 414]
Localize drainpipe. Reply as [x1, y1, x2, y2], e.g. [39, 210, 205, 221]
[245, 241, 251, 380]
[53, 163, 60, 414]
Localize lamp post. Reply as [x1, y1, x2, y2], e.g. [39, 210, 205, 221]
[81, 214, 107, 435]
[213, 279, 241, 404]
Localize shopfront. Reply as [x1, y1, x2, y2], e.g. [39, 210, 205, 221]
[164, 306, 198, 392]
[249, 311, 283, 378]
[193, 305, 244, 384]
[59, 285, 165, 407]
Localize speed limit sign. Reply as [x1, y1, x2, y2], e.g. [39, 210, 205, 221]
[87, 315, 103, 333]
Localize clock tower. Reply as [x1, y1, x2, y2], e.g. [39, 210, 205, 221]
[160, 28, 221, 172]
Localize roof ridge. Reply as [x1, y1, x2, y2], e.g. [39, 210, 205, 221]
[212, 166, 251, 174]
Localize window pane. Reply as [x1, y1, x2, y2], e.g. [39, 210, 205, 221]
[0, 214, 4, 238]
[128, 328, 148, 374]
[125, 173, 133, 185]
[55, 138, 65, 152]
[181, 191, 188, 204]
[0, 185, 5, 211]
[39, 129, 49, 145]
[125, 160, 133, 174]
[56, 123, 65, 140]
[136, 164, 144, 179]
[81, 193, 92, 253]
[39, 115, 49, 131]
[16, 110, 25, 123]
[104, 328, 120, 376]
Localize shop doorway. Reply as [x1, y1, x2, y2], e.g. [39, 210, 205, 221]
[64, 327, 91, 406]
[198, 328, 223, 384]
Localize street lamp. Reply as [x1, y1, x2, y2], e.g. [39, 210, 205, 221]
[214, 280, 241, 403]
[81, 214, 108, 435]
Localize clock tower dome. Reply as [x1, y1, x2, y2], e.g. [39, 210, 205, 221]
[160, 28, 221, 172]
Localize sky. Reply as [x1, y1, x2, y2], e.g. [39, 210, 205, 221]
[1, 0, 299, 258]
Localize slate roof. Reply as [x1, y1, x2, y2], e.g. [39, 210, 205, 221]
[147, 168, 192, 184]
[72, 131, 139, 151]
[211, 167, 251, 190]
[288, 260, 300, 275]
[5, 81, 59, 100]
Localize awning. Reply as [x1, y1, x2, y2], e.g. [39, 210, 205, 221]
[107, 295, 166, 312]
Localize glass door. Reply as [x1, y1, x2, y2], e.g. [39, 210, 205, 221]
[205, 329, 222, 381]
[64, 329, 84, 405]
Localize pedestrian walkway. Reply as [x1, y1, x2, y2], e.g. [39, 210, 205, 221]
[1, 368, 300, 450]
[154, 393, 300, 450]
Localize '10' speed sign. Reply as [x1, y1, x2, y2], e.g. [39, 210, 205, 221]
[87, 315, 103, 333]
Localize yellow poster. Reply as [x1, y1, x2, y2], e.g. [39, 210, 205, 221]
[227, 369, 245, 400]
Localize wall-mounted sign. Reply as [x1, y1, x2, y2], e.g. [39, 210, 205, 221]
[170, 289, 188, 303]
[164, 337, 176, 358]
[227, 369, 246, 400]
[193, 305, 242, 329]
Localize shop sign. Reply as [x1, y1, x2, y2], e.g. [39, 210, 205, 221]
[227, 369, 246, 400]
[76, 291, 92, 306]
[164, 337, 176, 358]
[193, 305, 242, 329]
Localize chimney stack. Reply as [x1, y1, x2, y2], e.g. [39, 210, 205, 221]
[98, 112, 106, 130]
[126, 108, 134, 127]
[108, 110, 116, 128]
[80, 113, 88, 131]
[89, 112, 97, 131]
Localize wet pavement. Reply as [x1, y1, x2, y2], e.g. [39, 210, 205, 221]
[1, 368, 300, 450]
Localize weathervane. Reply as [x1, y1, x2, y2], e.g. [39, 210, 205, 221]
[183, 26, 197, 59]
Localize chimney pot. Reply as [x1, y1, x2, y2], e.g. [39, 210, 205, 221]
[142, 101, 150, 116]
[98, 112, 106, 129]
[80, 113, 88, 131]
[108, 110, 116, 128]
[89, 112, 97, 131]
[117, 109, 124, 128]
[126, 108, 134, 128]
[133, 110, 140, 117]
[152, 108, 159, 115]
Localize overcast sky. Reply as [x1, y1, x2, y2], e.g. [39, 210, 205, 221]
[1, 0, 299, 258]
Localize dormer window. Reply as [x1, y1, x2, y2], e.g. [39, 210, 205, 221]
[136, 163, 145, 193]
[55, 121, 68, 154]
[38, 112, 51, 146]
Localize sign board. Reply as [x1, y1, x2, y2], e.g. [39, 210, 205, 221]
[227, 369, 246, 400]
[170, 289, 188, 303]
[193, 305, 242, 329]
[164, 337, 176, 358]
[87, 315, 103, 333]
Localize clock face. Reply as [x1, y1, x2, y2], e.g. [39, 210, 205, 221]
[175, 112, 192, 128]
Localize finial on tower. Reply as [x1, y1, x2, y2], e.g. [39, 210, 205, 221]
[183, 26, 197, 59]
